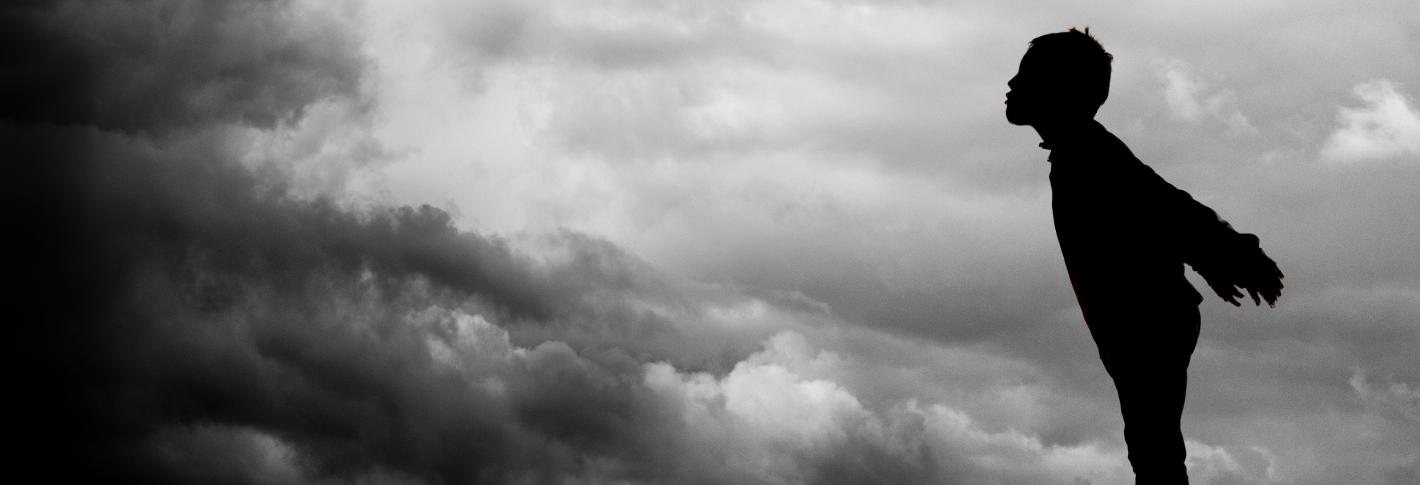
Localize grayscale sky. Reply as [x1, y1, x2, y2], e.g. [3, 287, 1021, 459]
[8, 0, 1419, 483]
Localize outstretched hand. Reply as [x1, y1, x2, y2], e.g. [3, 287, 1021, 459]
[1205, 266, 1283, 307]
[1201, 234, 1284, 307]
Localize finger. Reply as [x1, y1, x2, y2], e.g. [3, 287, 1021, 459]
[1257, 287, 1276, 307]
[1248, 288, 1261, 306]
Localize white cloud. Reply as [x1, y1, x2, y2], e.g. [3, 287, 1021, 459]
[1156, 59, 1257, 135]
[644, 331, 1134, 484]
[1184, 439, 1286, 485]
[421, 307, 520, 377]
[1321, 79, 1420, 162]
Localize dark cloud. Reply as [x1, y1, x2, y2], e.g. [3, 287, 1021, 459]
[3, 1, 680, 482]
[8, 108, 1064, 483]
[2, 2, 954, 483]
[1, 0, 361, 133]
[4, 95, 748, 483]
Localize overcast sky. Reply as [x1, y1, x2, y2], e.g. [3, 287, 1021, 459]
[7, 0, 1420, 484]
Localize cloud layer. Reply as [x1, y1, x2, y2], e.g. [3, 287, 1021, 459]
[6, 0, 1419, 484]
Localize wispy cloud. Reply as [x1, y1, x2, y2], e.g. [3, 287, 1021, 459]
[1156, 58, 1257, 135]
[1321, 80, 1420, 163]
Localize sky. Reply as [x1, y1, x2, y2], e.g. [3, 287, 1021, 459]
[5, 0, 1419, 484]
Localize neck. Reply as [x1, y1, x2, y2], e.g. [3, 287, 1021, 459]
[1031, 118, 1098, 148]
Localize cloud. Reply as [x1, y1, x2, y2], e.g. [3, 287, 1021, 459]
[137, 424, 307, 485]
[9, 115, 784, 481]
[0, 0, 363, 133]
[1320, 79, 1420, 162]
[1156, 59, 1257, 135]
[4, 88, 1113, 483]
[1350, 369, 1420, 431]
[9, 0, 1420, 483]
[644, 331, 1134, 484]
[1183, 440, 1285, 485]
[6, 3, 1091, 482]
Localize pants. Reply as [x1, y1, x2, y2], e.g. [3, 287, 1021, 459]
[1084, 304, 1201, 484]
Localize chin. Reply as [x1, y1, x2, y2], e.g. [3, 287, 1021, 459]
[1005, 106, 1031, 126]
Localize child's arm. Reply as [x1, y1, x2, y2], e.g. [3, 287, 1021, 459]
[1133, 164, 1285, 306]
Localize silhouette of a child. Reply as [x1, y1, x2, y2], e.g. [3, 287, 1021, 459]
[1006, 28, 1284, 484]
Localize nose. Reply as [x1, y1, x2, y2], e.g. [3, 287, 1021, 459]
[1007, 75, 1018, 91]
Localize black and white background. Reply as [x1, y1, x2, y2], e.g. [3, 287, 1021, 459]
[5, 1, 1419, 483]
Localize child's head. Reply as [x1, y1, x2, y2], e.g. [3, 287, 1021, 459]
[1006, 27, 1114, 126]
